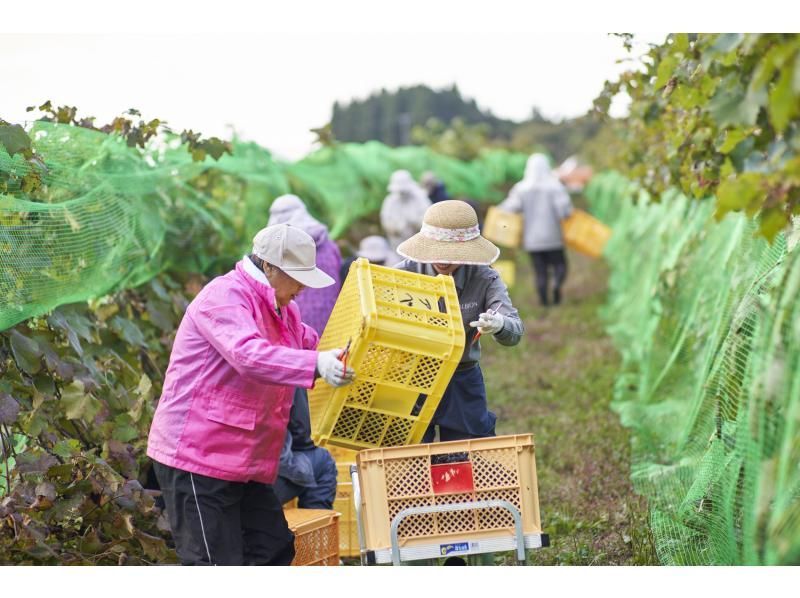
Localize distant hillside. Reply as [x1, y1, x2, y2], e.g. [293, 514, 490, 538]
[331, 84, 517, 146]
[329, 84, 606, 164]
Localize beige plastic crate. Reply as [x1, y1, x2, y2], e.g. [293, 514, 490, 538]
[483, 206, 523, 248]
[355, 434, 541, 555]
[284, 508, 340, 566]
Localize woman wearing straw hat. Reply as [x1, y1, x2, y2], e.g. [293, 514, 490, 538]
[147, 223, 355, 565]
[396, 200, 524, 442]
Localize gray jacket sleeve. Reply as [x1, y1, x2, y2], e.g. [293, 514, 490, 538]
[554, 186, 574, 220]
[498, 183, 523, 213]
[486, 273, 524, 346]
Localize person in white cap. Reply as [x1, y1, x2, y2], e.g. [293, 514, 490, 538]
[420, 170, 450, 203]
[147, 223, 355, 566]
[339, 235, 397, 283]
[267, 194, 342, 337]
[396, 200, 524, 442]
[380, 169, 432, 252]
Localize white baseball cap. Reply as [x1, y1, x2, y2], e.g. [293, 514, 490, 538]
[252, 224, 335, 289]
[357, 235, 392, 262]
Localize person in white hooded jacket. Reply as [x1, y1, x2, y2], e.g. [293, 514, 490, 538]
[499, 153, 574, 306]
[380, 170, 432, 252]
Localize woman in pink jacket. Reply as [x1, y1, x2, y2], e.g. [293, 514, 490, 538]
[147, 223, 354, 566]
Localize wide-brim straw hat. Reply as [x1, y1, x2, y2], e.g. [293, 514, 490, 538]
[397, 200, 500, 265]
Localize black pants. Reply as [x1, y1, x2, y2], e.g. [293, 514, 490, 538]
[529, 249, 568, 306]
[153, 461, 295, 566]
[420, 365, 496, 443]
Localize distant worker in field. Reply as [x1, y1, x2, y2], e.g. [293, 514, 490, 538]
[499, 153, 574, 307]
[396, 200, 524, 442]
[339, 235, 396, 284]
[380, 169, 431, 253]
[420, 170, 450, 203]
[268, 194, 342, 336]
[147, 224, 355, 566]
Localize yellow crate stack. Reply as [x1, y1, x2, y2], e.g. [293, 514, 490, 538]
[354, 434, 542, 560]
[334, 461, 359, 558]
[309, 259, 465, 451]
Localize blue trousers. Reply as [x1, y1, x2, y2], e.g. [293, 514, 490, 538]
[422, 364, 497, 443]
[273, 447, 338, 509]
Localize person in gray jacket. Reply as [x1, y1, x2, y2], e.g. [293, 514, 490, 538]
[500, 153, 574, 306]
[396, 200, 524, 442]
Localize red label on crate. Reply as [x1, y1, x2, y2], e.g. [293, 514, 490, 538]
[431, 462, 474, 494]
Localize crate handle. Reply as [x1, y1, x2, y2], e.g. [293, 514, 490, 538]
[389, 499, 526, 566]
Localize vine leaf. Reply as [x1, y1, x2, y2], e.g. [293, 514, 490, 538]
[711, 33, 745, 54]
[0, 393, 20, 424]
[655, 55, 678, 89]
[769, 65, 799, 132]
[61, 380, 100, 422]
[708, 78, 765, 128]
[9, 329, 43, 374]
[0, 124, 32, 157]
[716, 173, 763, 216]
[758, 207, 788, 242]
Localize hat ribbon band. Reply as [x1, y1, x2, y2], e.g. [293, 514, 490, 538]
[420, 223, 480, 242]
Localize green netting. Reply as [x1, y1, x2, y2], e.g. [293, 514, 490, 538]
[0, 121, 525, 331]
[587, 171, 800, 565]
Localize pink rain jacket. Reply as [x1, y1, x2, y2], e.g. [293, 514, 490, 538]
[147, 260, 319, 484]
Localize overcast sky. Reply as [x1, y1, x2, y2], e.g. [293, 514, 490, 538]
[1, 31, 669, 160]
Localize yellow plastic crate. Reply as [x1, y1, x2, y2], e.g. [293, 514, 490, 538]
[309, 258, 465, 450]
[284, 508, 340, 566]
[334, 461, 359, 558]
[327, 446, 359, 462]
[483, 206, 523, 248]
[327, 447, 359, 557]
[492, 260, 516, 288]
[355, 434, 542, 556]
[561, 209, 611, 258]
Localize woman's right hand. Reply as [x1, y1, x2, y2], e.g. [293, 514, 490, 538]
[316, 348, 356, 387]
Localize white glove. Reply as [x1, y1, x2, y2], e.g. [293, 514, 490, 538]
[316, 348, 356, 387]
[469, 311, 504, 335]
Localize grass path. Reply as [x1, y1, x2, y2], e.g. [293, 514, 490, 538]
[482, 248, 657, 565]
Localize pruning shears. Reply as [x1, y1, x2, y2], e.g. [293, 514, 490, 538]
[339, 337, 353, 370]
[471, 308, 498, 346]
